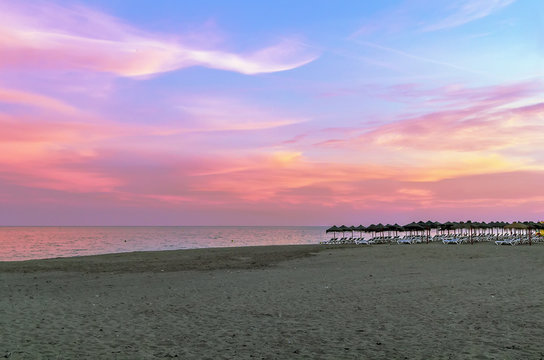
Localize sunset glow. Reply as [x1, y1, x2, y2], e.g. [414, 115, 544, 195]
[1, 0, 543, 225]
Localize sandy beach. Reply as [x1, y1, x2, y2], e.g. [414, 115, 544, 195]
[1, 244, 544, 359]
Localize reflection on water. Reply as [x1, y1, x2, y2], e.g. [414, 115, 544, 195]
[0, 226, 329, 261]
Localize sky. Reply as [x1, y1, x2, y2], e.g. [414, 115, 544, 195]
[0, 0, 543, 226]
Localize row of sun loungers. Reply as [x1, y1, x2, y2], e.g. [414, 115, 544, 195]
[494, 236, 529, 246]
[442, 237, 464, 244]
[321, 237, 375, 245]
[320, 234, 540, 245]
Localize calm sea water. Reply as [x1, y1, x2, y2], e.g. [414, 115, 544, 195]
[0, 226, 329, 261]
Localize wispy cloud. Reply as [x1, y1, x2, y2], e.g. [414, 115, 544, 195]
[0, 88, 78, 114]
[380, 81, 541, 108]
[167, 96, 307, 133]
[0, 2, 318, 77]
[351, 1, 517, 38]
[352, 40, 484, 75]
[423, 0, 516, 32]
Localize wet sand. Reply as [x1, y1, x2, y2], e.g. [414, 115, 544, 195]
[1, 244, 544, 359]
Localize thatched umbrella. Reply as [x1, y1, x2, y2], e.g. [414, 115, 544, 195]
[385, 224, 398, 237]
[432, 221, 442, 235]
[495, 221, 509, 235]
[524, 222, 539, 245]
[350, 225, 358, 238]
[338, 225, 351, 238]
[465, 220, 487, 244]
[355, 225, 366, 238]
[504, 222, 527, 230]
[465, 221, 475, 244]
[478, 221, 489, 235]
[404, 222, 424, 236]
[365, 224, 377, 238]
[487, 221, 497, 235]
[441, 221, 454, 235]
[375, 223, 386, 239]
[453, 221, 466, 236]
[472, 221, 483, 237]
[393, 223, 405, 236]
[504, 222, 527, 243]
[422, 220, 438, 243]
[326, 225, 340, 238]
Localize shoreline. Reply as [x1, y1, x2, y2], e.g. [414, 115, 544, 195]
[0, 244, 340, 273]
[1, 242, 541, 272]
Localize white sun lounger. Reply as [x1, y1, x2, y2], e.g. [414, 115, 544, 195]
[443, 238, 462, 244]
[356, 238, 375, 245]
[495, 238, 520, 246]
[397, 237, 413, 244]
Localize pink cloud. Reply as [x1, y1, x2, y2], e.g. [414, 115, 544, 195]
[303, 81, 543, 157]
[282, 81, 544, 188]
[0, 2, 317, 76]
[0, 88, 311, 202]
[1, 72, 542, 225]
[0, 88, 79, 114]
[362, 100, 544, 152]
[168, 96, 307, 133]
[2, 131, 543, 224]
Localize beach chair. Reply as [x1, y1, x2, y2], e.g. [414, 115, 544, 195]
[356, 238, 374, 245]
[442, 237, 463, 244]
[397, 237, 412, 244]
[495, 237, 520, 246]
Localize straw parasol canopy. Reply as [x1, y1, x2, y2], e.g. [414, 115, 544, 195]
[440, 221, 455, 234]
[354, 225, 366, 235]
[404, 222, 424, 231]
[505, 221, 533, 245]
[338, 225, 351, 237]
[423, 220, 438, 242]
[365, 224, 377, 232]
[326, 225, 340, 233]
[523, 221, 541, 230]
[504, 222, 527, 230]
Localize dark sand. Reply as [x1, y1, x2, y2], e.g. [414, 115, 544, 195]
[1, 244, 544, 359]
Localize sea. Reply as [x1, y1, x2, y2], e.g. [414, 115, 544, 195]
[0, 226, 330, 261]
